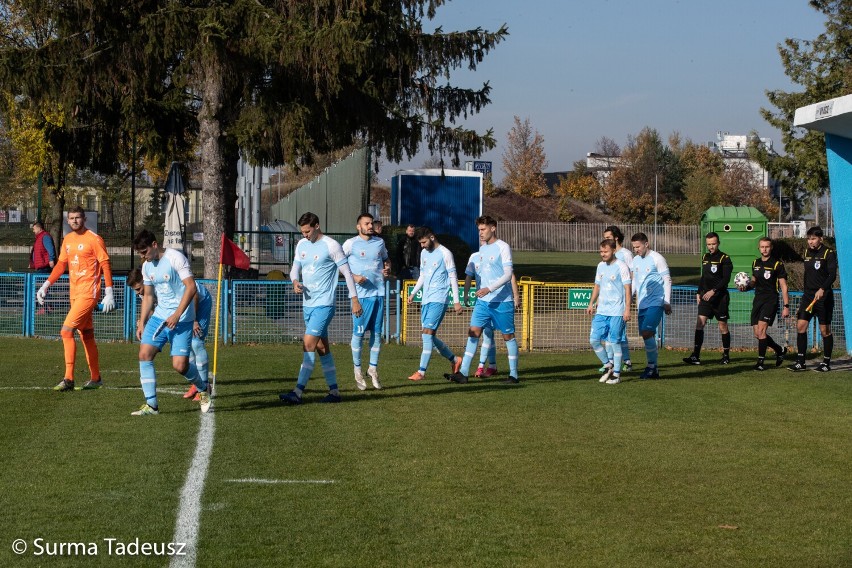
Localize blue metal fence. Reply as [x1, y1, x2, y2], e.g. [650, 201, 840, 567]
[0, 273, 844, 354]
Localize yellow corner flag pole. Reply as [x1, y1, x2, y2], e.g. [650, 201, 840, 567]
[211, 261, 224, 397]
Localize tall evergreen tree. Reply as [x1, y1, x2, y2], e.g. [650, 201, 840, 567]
[759, 1, 849, 211]
[0, 1, 506, 276]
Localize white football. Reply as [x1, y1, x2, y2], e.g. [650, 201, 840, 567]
[734, 271, 750, 289]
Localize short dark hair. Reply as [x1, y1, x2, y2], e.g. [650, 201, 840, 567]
[806, 225, 823, 238]
[126, 267, 144, 287]
[705, 232, 720, 242]
[759, 236, 773, 246]
[600, 239, 616, 250]
[68, 205, 85, 216]
[631, 232, 649, 244]
[298, 212, 320, 227]
[475, 215, 497, 228]
[133, 230, 157, 250]
[32, 221, 44, 230]
[414, 226, 435, 240]
[356, 212, 374, 223]
[604, 225, 624, 245]
[372, 219, 382, 227]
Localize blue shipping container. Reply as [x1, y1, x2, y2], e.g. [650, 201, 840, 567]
[390, 169, 483, 250]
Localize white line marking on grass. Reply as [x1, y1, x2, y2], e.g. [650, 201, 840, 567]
[224, 478, 337, 485]
[0, 386, 188, 395]
[169, 410, 215, 568]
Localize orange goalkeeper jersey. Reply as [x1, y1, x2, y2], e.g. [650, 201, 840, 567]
[52, 229, 112, 300]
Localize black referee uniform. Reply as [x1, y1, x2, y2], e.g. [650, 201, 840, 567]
[750, 256, 788, 369]
[686, 250, 733, 363]
[791, 243, 837, 371]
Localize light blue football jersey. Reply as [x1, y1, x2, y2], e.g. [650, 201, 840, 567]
[419, 245, 458, 304]
[292, 235, 348, 308]
[470, 239, 513, 303]
[142, 247, 195, 322]
[615, 247, 633, 268]
[594, 259, 631, 317]
[632, 250, 671, 309]
[342, 235, 388, 299]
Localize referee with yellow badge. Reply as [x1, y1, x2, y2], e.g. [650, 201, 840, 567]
[789, 226, 837, 372]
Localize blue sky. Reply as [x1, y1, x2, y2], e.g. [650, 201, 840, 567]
[377, 0, 828, 184]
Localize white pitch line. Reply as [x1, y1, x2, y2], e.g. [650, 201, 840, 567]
[224, 478, 337, 485]
[170, 409, 215, 568]
[0, 385, 187, 395]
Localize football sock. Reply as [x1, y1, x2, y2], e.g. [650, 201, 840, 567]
[644, 336, 658, 368]
[319, 353, 338, 390]
[350, 335, 363, 367]
[419, 334, 434, 373]
[797, 332, 807, 361]
[758, 337, 768, 358]
[139, 359, 157, 409]
[61, 328, 76, 380]
[182, 360, 206, 391]
[369, 332, 381, 367]
[620, 340, 630, 364]
[765, 334, 781, 353]
[432, 336, 454, 361]
[480, 329, 492, 366]
[590, 338, 610, 366]
[461, 336, 479, 376]
[721, 332, 731, 356]
[693, 329, 704, 357]
[611, 342, 623, 372]
[485, 328, 497, 366]
[506, 338, 519, 377]
[605, 342, 615, 365]
[191, 337, 209, 383]
[79, 328, 100, 380]
[297, 351, 316, 389]
[823, 334, 833, 360]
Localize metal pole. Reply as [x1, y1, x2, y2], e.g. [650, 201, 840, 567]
[36, 171, 43, 222]
[130, 136, 136, 269]
[654, 174, 658, 249]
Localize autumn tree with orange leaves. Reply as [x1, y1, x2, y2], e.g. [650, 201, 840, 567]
[501, 116, 549, 198]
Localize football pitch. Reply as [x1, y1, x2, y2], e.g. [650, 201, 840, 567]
[1, 337, 849, 567]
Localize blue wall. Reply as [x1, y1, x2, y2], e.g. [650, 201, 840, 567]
[391, 171, 483, 250]
[824, 133, 852, 355]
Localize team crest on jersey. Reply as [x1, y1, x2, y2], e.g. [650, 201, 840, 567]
[764, 271, 771, 279]
[313, 255, 319, 260]
[163, 274, 170, 282]
[710, 265, 717, 273]
[300, 252, 306, 259]
[359, 250, 366, 257]
[609, 274, 617, 281]
[814, 261, 821, 269]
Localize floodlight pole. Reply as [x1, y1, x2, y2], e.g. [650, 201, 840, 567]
[654, 174, 658, 249]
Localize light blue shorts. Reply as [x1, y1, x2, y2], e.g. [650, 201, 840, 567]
[421, 302, 448, 331]
[353, 296, 384, 336]
[196, 294, 212, 341]
[141, 316, 193, 357]
[470, 300, 515, 335]
[637, 306, 664, 334]
[304, 305, 336, 338]
[590, 314, 626, 344]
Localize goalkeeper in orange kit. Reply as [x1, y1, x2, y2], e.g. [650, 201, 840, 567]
[36, 206, 116, 391]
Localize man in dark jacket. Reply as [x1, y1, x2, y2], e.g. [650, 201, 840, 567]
[397, 224, 420, 281]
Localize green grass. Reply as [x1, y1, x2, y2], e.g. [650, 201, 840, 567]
[0, 337, 849, 567]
